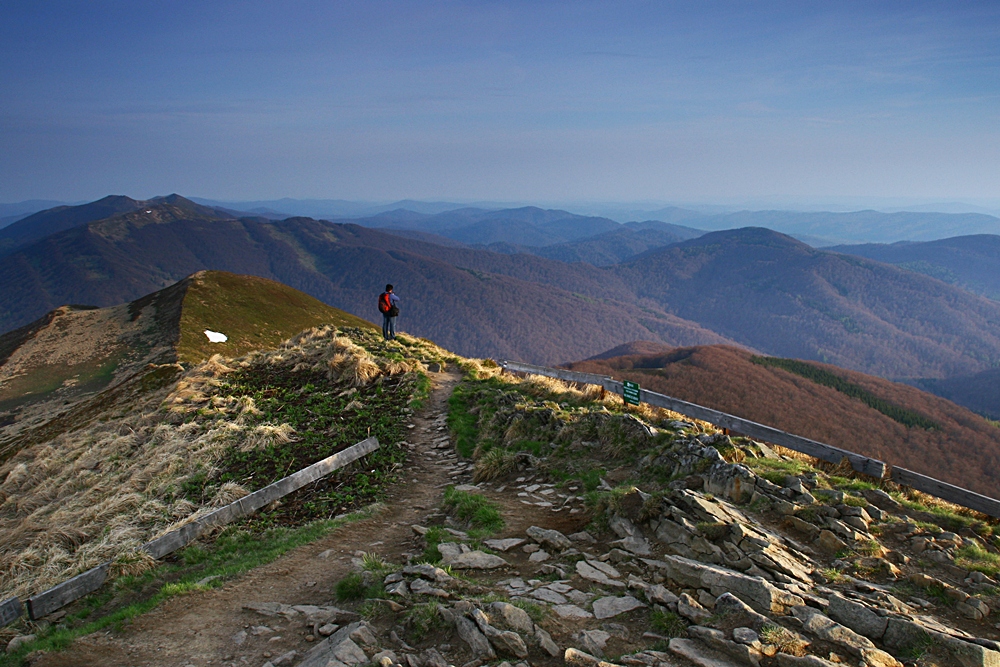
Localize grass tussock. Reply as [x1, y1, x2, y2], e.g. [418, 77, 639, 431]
[0, 326, 443, 602]
[442, 486, 505, 535]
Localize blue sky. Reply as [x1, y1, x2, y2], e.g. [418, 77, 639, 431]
[3, 1, 999, 205]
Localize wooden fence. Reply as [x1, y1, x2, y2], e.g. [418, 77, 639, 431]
[2, 436, 379, 626]
[501, 359, 1000, 519]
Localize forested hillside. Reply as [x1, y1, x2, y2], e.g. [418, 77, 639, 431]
[567, 344, 1000, 496]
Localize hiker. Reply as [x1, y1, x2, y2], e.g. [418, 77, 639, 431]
[378, 284, 401, 340]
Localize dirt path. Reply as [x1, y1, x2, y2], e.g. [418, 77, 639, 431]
[33, 367, 593, 667]
[35, 370, 477, 667]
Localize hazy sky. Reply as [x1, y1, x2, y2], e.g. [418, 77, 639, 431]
[3, 1, 1000, 204]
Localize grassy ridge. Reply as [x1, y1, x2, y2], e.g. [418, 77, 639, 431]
[751, 356, 939, 429]
[177, 271, 376, 363]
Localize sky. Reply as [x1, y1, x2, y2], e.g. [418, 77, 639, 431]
[3, 1, 1000, 206]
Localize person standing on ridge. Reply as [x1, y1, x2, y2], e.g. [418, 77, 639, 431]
[378, 284, 400, 340]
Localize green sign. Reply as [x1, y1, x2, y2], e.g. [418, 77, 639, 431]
[622, 380, 641, 406]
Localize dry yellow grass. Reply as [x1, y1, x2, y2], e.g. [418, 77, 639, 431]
[0, 325, 427, 601]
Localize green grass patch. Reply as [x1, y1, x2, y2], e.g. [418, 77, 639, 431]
[0, 506, 378, 667]
[404, 602, 445, 641]
[512, 599, 545, 623]
[751, 356, 939, 429]
[335, 571, 385, 601]
[447, 384, 480, 458]
[421, 526, 449, 563]
[955, 544, 1000, 577]
[408, 372, 433, 411]
[443, 486, 505, 536]
[651, 610, 688, 638]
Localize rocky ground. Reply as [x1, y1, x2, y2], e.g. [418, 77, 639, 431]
[10, 368, 1000, 667]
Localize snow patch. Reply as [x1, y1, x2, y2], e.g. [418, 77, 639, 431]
[204, 330, 228, 343]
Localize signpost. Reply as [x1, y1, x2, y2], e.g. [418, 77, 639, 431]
[622, 380, 640, 406]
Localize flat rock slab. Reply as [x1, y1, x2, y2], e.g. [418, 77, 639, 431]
[527, 526, 572, 551]
[576, 560, 625, 588]
[485, 538, 526, 552]
[586, 559, 622, 578]
[530, 588, 569, 604]
[592, 595, 646, 619]
[553, 604, 594, 619]
[670, 638, 746, 667]
[449, 550, 508, 569]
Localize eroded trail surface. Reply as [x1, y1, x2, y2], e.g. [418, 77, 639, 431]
[35, 370, 499, 667]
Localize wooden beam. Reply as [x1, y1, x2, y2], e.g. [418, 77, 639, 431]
[500, 360, 611, 387]
[0, 597, 22, 627]
[143, 437, 379, 559]
[891, 467, 1000, 519]
[16, 437, 382, 623]
[27, 563, 110, 620]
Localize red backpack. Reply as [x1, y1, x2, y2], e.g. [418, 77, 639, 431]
[378, 292, 392, 314]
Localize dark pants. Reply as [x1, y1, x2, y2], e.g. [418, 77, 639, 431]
[382, 314, 397, 340]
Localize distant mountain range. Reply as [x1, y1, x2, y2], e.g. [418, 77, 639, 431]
[567, 344, 1000, 497]
[830, 235, 1000, 301]
[354, 208, 705, 263]
[5, 195, 1000, 381]
[0, 197, 736, 364]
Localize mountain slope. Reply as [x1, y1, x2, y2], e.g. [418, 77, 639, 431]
[830, 235, 1000, 301]
[0, 194, 229, 255]
[915, 370, 1000, 420]
[613, 227, 1000, 378]
[567, 344, 1000, 496]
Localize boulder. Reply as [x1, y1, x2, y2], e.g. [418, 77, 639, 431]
[535, 625, 561, 657]
[576, 629, 612, 657]
[704, 463, 757, 504]
[455, 615, 496, 660]
[403, 563, 452, 583]
[565, 648, 603, 667]
[449, 550, 507, 569]
[826, 594, 887, 640]
[688, 625, 764, 667]
[647, 584, 680, 607]
[593, 595, 646, 619]
[678, 593, 713, 624]
[577, 560, 626, 588]
[5, 635, 35, 655]
[776, 654, 839, 667]
[791, 606, 875, 657]
[661, 555, 804, 614]
[553, 604, 594, 619]
[861, 648, 904, 667]
[526, 526, 572, 551]
[489, 602, 534, 633]
[485, 538, 525, 552]
[713, 592, 772, 631]
[331, 638, 369, 666]
[669, 637, 747, 667]
[815, 530, 847, 554]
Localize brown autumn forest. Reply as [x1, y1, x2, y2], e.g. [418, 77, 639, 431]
[567, 343, 1000, 497]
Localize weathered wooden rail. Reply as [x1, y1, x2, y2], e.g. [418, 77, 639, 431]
[501, 359, 1000, 519]
[2, 437, 379, 626]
